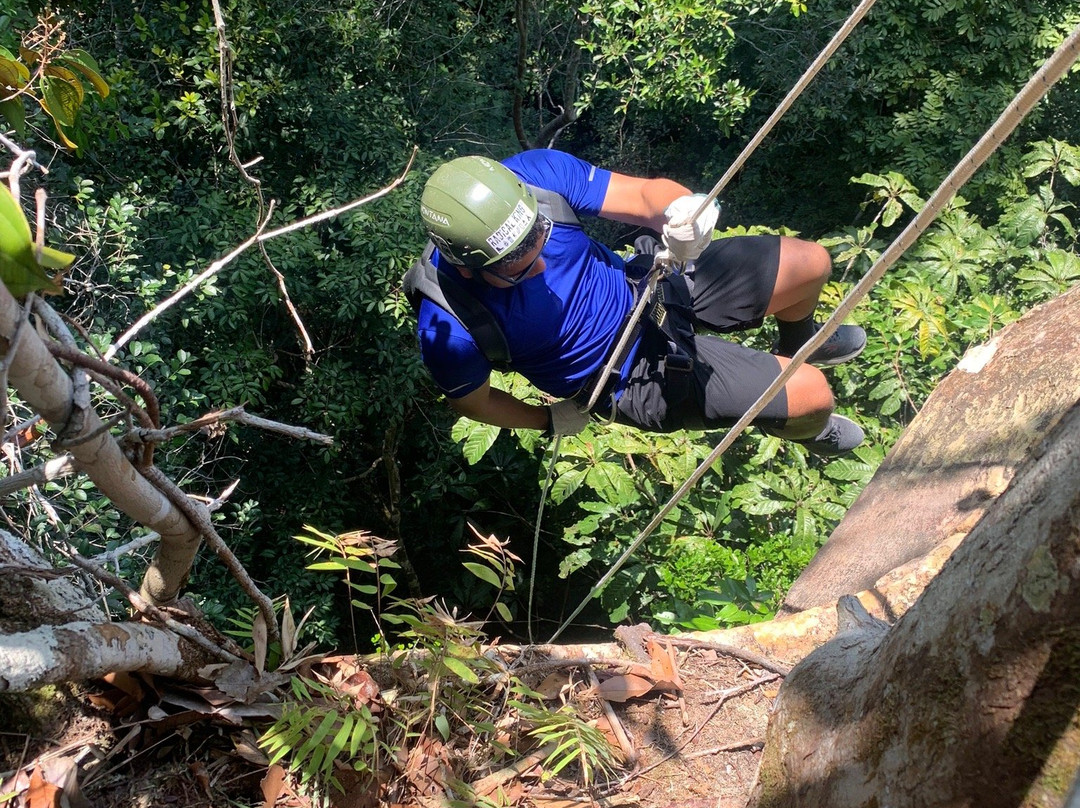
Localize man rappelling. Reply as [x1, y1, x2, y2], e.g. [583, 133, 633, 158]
[406, 149, 865, 455]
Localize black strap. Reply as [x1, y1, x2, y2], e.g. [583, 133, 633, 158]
[402, 184, 580, 371]
[403, 243, 513, 369]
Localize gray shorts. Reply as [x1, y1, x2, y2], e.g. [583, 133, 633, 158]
[612, 235, 789, 433]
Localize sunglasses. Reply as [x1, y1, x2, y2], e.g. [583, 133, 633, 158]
[477, 215, 552, 286]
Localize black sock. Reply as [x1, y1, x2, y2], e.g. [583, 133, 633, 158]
[775, 314, 817, 356]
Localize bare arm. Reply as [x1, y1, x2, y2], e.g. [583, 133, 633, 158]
[448, 378, 549, 430]
[599, 172, 692, 233]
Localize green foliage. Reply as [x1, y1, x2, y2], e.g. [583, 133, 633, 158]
[260, 675, 385, 792]
[575, 0, 761, 130]
[0, 13, 110, 149]
[260, 526, 619, 797]
[510, 701, 621, 786]
[0, 183, 71, 296]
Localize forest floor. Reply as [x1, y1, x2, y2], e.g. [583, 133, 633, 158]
[0, 636, 780, 808]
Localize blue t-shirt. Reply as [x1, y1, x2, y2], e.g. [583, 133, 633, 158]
[416, 149, 634, 399]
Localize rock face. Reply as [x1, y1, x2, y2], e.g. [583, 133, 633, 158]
[781, 284, 1080, 613]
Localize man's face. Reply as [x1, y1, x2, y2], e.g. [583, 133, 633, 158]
[471, 216, 552, 288]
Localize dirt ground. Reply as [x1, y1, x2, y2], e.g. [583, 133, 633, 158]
[606, 652, 776, 808]
[0, 640, 779, 808]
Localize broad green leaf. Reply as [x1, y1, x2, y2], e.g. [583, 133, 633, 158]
[452, 418, 500, 464]
[0, 184, 67, 296]
[434, 713, 450, 740]
[41, 74, 82, 127]
[494, 601, 513, 622]
[462, 561, 502, 589]
[57, 48, 110, 98]
[43, 66, 84, 105]
[441, 655, 479, 684]
[0, 58, 26, 91]
[0, 96, 25, 137]
[550, 466, 586, 503]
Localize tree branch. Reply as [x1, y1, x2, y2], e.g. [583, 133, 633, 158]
[127, 405, 333, 448]
[141, 464, 281, 647]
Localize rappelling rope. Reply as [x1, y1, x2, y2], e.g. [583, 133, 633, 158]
[583, 0, 879, 412]
[527, 434, 561, 644]
[547, 22, 1080, 643]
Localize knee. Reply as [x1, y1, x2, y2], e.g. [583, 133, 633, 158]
[777, 363, 834, 438]
[780, 237, 833, 286]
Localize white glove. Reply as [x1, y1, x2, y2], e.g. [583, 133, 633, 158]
[546, 399, 591, 436]
[662, 194, 720, 264]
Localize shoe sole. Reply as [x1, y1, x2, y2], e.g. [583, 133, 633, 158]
[811, 341, 866, 367]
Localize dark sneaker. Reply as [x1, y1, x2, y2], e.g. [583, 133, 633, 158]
[792, 414, 864, 456]
[774, 323, 867, 366]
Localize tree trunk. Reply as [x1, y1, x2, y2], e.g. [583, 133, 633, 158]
[0, 284, 203, 604]
[749, 400, 1080, 807]
[0, 531, 220, 690]
[782, 284, 1080, 613]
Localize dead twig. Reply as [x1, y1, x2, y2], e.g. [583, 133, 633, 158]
[657, 635, 791, 677]
[141, 464, 281, 647]
[91, 479, 239, 567]
[612, 674, 779, 788]
[0, 453, 78, 497]
[127, 404, 333, 447]
[585, 665, 637, 766]
[684, 737, 764, 760]
[471, 740, 558, 798]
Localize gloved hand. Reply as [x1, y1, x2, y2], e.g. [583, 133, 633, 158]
[546, 399, 591, 436]
[662, 194, 720, 264]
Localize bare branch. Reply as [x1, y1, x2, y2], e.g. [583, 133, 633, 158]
[141, 464, 281, 647]
[257, 146, 418, 242]
[104, 217, 272, 361]
[210, 0, 314, 360]
[128, 404, 333, 448]
[0, 453, 78, 498]
[58, 545, 242, 664]
[91, 480, 239, 566]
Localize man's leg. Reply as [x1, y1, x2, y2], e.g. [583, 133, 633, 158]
[768, 237, 866, 365]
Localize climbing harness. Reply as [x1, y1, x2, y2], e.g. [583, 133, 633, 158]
[580, 0, 880, 413]
[546, 21, 1080, 643]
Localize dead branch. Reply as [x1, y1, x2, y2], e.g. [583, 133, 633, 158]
[586, 665, 637, 765]
[128, 405, 333, 447]
[141, 464, 281, 647]
[0, 453, 77, 497]
[58, 545, 242, 664]
[210, 0, 314, 360]
[104, 217, 272, 362]
[256, 147, 418, 242]
[658, 635, 791, 677]
[91, 479, 239, 567]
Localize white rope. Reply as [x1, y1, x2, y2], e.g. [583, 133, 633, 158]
[584, 0, 878, 414]
[548, 22, 1080, 644]
[689, 0, 879, 222]
[526, 434, 561, 644]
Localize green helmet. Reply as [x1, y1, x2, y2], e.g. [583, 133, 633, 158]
[420, 156, 538, 269]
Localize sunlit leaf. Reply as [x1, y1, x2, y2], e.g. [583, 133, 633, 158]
[57, 48, 110, 97]
[441, 655, 479, 684]
[41, 73, 82, 127]
[462, 561, 502, 589]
